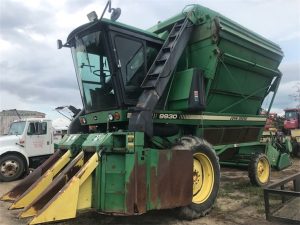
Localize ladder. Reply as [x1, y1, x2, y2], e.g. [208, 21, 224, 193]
[129, 17, 194, 136]
[141, 17, 192, 89]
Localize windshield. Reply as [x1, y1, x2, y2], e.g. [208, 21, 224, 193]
[285, 111, 298, 119]
[71, 31, 116, 113]
[8, 121, 26, 135]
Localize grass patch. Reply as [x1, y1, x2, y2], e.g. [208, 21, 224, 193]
[219, 181, 265, 213]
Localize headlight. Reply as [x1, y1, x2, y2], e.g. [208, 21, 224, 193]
[108, 114, 114, 121]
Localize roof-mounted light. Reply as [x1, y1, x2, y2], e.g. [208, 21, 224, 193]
[87, 0, 121, 23]
[87, 11, 98, 22]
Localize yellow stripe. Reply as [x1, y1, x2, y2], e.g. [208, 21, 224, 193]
[184, 115, 266, 122]
[127, 112, 266, 122]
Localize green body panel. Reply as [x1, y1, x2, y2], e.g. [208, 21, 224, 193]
[89, 132, 144, 213]
[147, 5, 282, 113]
[163, 10, 282, 114]
[216, 140, 292, 170]
[276, 153, 292, 170]
[78, 131, 192, 214]
[83, 110, 128, 124]
[265, 143, 281, 167]
[168, 69, 195, 110]
[58, 134, 88, 155]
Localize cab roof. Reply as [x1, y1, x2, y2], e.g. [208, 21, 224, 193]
[67, 18, 162, 43]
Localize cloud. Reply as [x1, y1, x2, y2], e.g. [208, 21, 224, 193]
[0, 0, 299, 119]
[277, 31, 300, 42]
[279, 61, 300, 82]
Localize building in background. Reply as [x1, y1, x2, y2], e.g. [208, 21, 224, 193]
[0, 109, 45, 135]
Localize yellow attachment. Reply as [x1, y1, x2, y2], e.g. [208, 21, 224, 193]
[28, 152, 99, 225]
[192, 153, 214, 204]
[9, 150, 72, 209]
[291, 129, 300, 140]
[257, 157, 270, 184]
[0, 192, 15, 202]
[20, 151, 85, 218]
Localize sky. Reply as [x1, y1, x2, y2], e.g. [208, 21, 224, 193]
[0, 0, 299, 119]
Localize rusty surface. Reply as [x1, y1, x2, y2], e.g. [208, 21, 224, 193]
[150, 150, 193, 209]
[24, 152, 87, 213]
[204, 127, 261, 145]
[0, 150, 64, 201]
[125, 154, 147, 214]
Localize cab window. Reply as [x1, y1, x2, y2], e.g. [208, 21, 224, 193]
[27, 122, 47, 135]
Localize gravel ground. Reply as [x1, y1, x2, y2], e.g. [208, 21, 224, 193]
[1, 158, 299, 225]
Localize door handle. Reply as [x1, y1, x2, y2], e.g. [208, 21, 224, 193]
[47, 141, 50, 145]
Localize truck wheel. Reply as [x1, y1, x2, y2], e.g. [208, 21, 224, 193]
[248, 153, 270, 186]
[0, 154, 25, 182]
[173, 136, 220, 220]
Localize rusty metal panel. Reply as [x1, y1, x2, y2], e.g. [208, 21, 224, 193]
[204, 127, 261, 145]
[125, 153, 147, 214]
[148, 149, 193, 210]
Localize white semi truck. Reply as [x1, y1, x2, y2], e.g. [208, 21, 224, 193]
[0, 118, 63, 181]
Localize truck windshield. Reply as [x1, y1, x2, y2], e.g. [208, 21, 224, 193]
[285, 111, 298, 119]
[71, 31, 116, 113]
[8, 121, 26, 135]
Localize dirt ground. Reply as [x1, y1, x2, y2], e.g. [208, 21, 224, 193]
[0, 158, 299, 225]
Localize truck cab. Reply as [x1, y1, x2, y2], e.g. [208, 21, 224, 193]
[284, 108, 300, 131]
[0, 118, 54, 181]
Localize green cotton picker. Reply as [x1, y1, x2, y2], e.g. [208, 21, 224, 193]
[0, 1, 293, 224]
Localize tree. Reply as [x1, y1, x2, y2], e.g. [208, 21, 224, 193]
[289, 82, 300, 109]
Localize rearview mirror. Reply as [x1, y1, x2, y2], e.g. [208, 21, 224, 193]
[57, 40, 63, 49]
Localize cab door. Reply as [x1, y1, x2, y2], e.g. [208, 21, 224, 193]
[25, 121, 53, 157]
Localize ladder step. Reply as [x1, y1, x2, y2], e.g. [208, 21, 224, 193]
[146, 73, 159, 80]
[162, 47, 171, 53]
[158, 54, 170, 61]
[155, 59, 166, 65]
[169, 34, 177, 40]
[141, 82, 156, 89]
[174, 25, 182, 30]
[175, 22, 183, 27]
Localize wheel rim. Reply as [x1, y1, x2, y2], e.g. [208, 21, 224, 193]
[257, 157, 270, 184]
[0, 160, 19, 177]
[192, 153, 214, 204]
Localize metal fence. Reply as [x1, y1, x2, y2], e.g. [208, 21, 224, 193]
[264, 172, 300, 224]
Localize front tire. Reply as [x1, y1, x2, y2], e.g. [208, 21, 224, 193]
[0, 154, 25, 182]
[173, 136, 220, 220]
[248, 153, 270, 186]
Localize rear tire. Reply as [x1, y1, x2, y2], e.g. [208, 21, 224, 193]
[248, 153, 270, 186]
[172, 136, 220, 220]
[0, 154, 25, 182]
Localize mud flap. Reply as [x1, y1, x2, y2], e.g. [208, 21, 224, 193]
[0, 149, 66, 202]
[9, 150, 72, 209]
[21, 152, 99, 225]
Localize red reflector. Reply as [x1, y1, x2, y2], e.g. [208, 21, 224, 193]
[79, 117, 87, 124]
[114, 112, 120, 120]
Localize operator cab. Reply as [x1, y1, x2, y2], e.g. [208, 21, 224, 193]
[67, 19, 163, 114]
